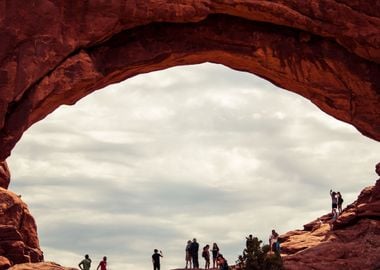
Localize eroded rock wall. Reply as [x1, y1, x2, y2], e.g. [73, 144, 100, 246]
[0, 188, 43, 269]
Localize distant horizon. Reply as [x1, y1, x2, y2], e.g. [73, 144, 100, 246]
[8, 63, 380, 270]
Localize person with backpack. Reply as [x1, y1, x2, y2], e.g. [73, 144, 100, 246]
[202, 244, 210, 269]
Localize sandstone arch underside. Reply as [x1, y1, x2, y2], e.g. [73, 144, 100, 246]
[0, 1, 380, 188]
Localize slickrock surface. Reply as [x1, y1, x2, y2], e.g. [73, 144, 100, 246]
[0, 0, 379, 166]
[0, 188, 43, 270]
[281, 177, 380, 270]
[8, 262, 77, 270]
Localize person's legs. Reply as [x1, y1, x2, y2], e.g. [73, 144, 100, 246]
[193, 254, 199, 268]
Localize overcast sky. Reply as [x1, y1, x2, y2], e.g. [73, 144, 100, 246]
[7, 63, 380, 270]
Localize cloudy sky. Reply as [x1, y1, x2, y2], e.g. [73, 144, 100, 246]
[7, 63, 380, 270]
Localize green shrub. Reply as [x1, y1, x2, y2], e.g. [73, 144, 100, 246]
[235, 235, 283, 270]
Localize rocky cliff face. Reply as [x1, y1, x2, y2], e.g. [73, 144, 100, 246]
[0, 188, 43, 270]
[281, 169, 380, 270]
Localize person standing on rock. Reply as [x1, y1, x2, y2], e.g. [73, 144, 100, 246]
[269, 230, 279, 254]
[211, 243, 219, 269]
[337, 192, 344, 215]
[79, 254, 92, 270]
[330, 189, 338, 215]
[152, 249, 163, 270]
[202, 244, 210, 269]
[96, 256, 107, 270]
[190, 238, 200, 269]
[185, 240, 192, 269]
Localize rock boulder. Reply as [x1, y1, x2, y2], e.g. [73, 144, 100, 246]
[0, 188, 43, 269]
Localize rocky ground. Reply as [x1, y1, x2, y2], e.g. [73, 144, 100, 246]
[8, 262, 77, 270]
[281, 178, 380, 270]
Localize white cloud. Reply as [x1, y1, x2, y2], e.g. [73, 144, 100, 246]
[7, 63, 380, 270]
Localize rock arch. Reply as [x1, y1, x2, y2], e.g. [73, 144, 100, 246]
[0, 1, 380, 189]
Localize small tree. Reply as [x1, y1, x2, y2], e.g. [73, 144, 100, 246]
[237, 234, 283, 270]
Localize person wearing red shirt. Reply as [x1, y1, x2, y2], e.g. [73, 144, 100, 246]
[97, 256, 107, 270]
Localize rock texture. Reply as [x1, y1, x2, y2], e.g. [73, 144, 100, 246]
[0, 0, 380, 168]
[0, 188, 43, 270]
[0, 161, 10, 189]
[8, 262, 77, 270]
[281, 170, 380, 270]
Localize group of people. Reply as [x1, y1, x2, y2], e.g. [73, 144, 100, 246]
[77, 189, 347, 270]
[185, 239, 228, 270]
[78, 191, 343, 270]
[78, 255, 107, 270]
[329, 189, 344, 228]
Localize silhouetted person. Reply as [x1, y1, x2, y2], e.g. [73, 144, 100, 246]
[96, 256, 107, 270]
[202, 244, 210, 269]
[79, 254, 92, 270]
[190, 238, 199, 268]
[152, 249, 163, 270]
[337, 192, 344, 215]
[211, 243, 219, 268]
[185, 240, 192, 269]
[330, 189, 338, 214]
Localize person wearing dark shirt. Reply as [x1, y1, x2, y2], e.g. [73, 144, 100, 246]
[78, 254, 92, 270]
[190, 238, 199, 269]
[216, 254, 228, 270]
[211, 243, 219, 269]
[152, 249, 163, 270]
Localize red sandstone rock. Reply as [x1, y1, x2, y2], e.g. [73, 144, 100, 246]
[281, 178, 380, 270]
[0, 256, 11, 270]
[8, 262, 77, 270]
[0, 161, 10, 189]
[0, 0, 379, 166]
[0, 188, 42, 269]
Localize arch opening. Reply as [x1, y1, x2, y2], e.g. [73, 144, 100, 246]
[8, 64, 380, 269]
